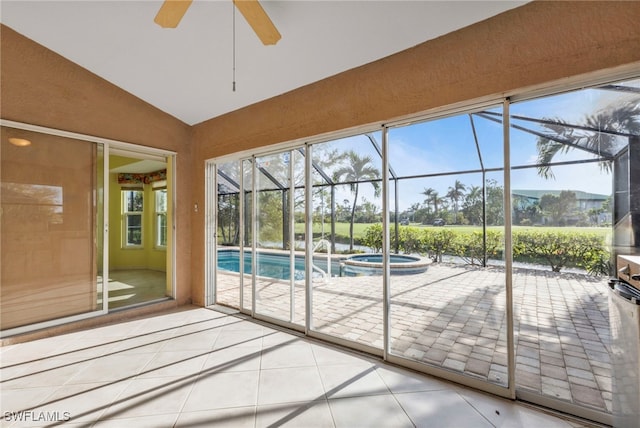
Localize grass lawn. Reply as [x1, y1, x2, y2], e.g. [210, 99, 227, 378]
[295, 222, 376, 238]
[296, 221, 611, 240]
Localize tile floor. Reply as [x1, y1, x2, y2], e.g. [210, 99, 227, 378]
[218, 263, 612, 413]
[0, 306, 601, 427]
[100, 269, 168, 310]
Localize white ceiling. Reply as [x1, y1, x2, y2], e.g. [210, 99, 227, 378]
[110, 159, 167, 173]
[1, 1, 527, 126]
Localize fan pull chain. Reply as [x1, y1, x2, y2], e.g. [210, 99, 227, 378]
[232, 0, 236, 92]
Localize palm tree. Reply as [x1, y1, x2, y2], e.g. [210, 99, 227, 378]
[332, 151, 381, 251]
[536, 100, 640, 178]
[446, 180, 466, 223]
[421, 187, 435, 214]
[466, 185, 482, 203]
[432, 192, 442, 216]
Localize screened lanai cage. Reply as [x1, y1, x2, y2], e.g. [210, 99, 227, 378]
[216, 79, 639, 274]
[209, 77, 639, 425]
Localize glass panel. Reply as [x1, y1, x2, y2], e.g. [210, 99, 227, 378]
[310, 133, 384, 349]
[292, 149, 306, 325]
[392, 116, 483, 178]
[242, 159, 253, 312]
[254, 152, 294, 322]
[124, 190, 143, 212]
[125, 213, 143, 246]
[470, 106, 505, 170]
[157, 213, 167, 247]
[96, 144, 105, 310]
[508, 79, 640, 415]
[388, 108, 508, 388]
[123, 190, 143, 246]
[1, 127, 103, 330]
[216, 161, 241, 309]
[155, 189, 167, 247]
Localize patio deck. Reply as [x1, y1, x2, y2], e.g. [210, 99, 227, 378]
[217, 263, 611, 415]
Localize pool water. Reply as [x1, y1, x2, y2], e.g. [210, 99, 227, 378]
[347, 254, 420, 263]
[217, 250, 429, 279]
[217, 250, 338, 281]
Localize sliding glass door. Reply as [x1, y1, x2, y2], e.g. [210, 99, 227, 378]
[1, 123, 177, 337]
[308, 133, 384, 352]
[508, 85, 627, 420]
[216, 160, 242, 309]
[253, 150, 306, 327]
[1, 126, 105, 332]
[207, 76, 639, 425]
[386, 106, 509, 393]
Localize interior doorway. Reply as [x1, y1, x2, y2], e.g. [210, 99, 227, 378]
[105, 150, 173, 310]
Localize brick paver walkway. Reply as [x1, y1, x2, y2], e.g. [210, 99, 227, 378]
[216, 262, 611, 414]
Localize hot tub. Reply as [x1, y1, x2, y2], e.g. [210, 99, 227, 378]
[341, 253, 431, 276]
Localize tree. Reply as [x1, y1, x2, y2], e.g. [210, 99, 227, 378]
[485, 179, 504, 226]
[409, 202, 421, 222]
[432, 192, 443, 217]
[218, 192, 240, 245]
[421, 188, 435, 215]
[257, 190, 286, 243]
[539, 191, 577, 226]
[446, 180, 466, 224]
[356, 198, 380, 223]
[332, 151, 381, 251]
[513, 195, 541, 226]
[462, 185, 483, 225]
[536, 100, 640, 179]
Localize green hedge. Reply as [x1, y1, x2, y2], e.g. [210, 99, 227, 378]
[512, 230, 609, 274]
[361, 225, 610, 275]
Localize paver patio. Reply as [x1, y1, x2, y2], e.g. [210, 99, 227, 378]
[216, 262, 612, 414]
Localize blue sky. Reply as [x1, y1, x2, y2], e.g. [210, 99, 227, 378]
[239, 80, 637, 212]
[312, 83, 640, 211]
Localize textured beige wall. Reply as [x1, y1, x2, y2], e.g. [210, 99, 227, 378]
[189, 1, 640, 304]
[0, 25, 193, 307]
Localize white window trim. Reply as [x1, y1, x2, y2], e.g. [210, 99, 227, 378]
[154, 184, 168, 250]
[122, 187, 144, 248]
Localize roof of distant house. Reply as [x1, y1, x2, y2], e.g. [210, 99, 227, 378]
[511, 189, 610, 201]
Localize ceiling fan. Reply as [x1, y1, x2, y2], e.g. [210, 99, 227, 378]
[154, 0, 281, 45]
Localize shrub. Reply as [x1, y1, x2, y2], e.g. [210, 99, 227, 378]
[361, 224, 610, 274]
[423, 228, 456, 262]
[513, 230, 609, 273]
[451, 230, 502, 266]
[363, 224, 428, 255]
[398, 226, 424, 254]
[361, 223, 383, 252]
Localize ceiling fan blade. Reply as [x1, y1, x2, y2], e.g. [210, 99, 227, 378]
[233, 0, 281, 45]
[154, 0, 193, 28]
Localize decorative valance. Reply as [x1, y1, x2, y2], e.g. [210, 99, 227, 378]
[118, 169, 166, 185]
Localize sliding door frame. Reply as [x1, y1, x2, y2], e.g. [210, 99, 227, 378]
[0, 119, 177, 338]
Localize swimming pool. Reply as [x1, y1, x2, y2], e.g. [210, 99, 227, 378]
[217, 249, 430, 279]
[217, 249, 339, 281]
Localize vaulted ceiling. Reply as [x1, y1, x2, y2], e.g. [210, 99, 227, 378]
[1, 1, 528, 125]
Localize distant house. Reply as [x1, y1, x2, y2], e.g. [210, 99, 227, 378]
[512, 189, 611, 225]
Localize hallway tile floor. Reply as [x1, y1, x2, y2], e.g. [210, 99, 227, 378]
[1, 307, 600, 427]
